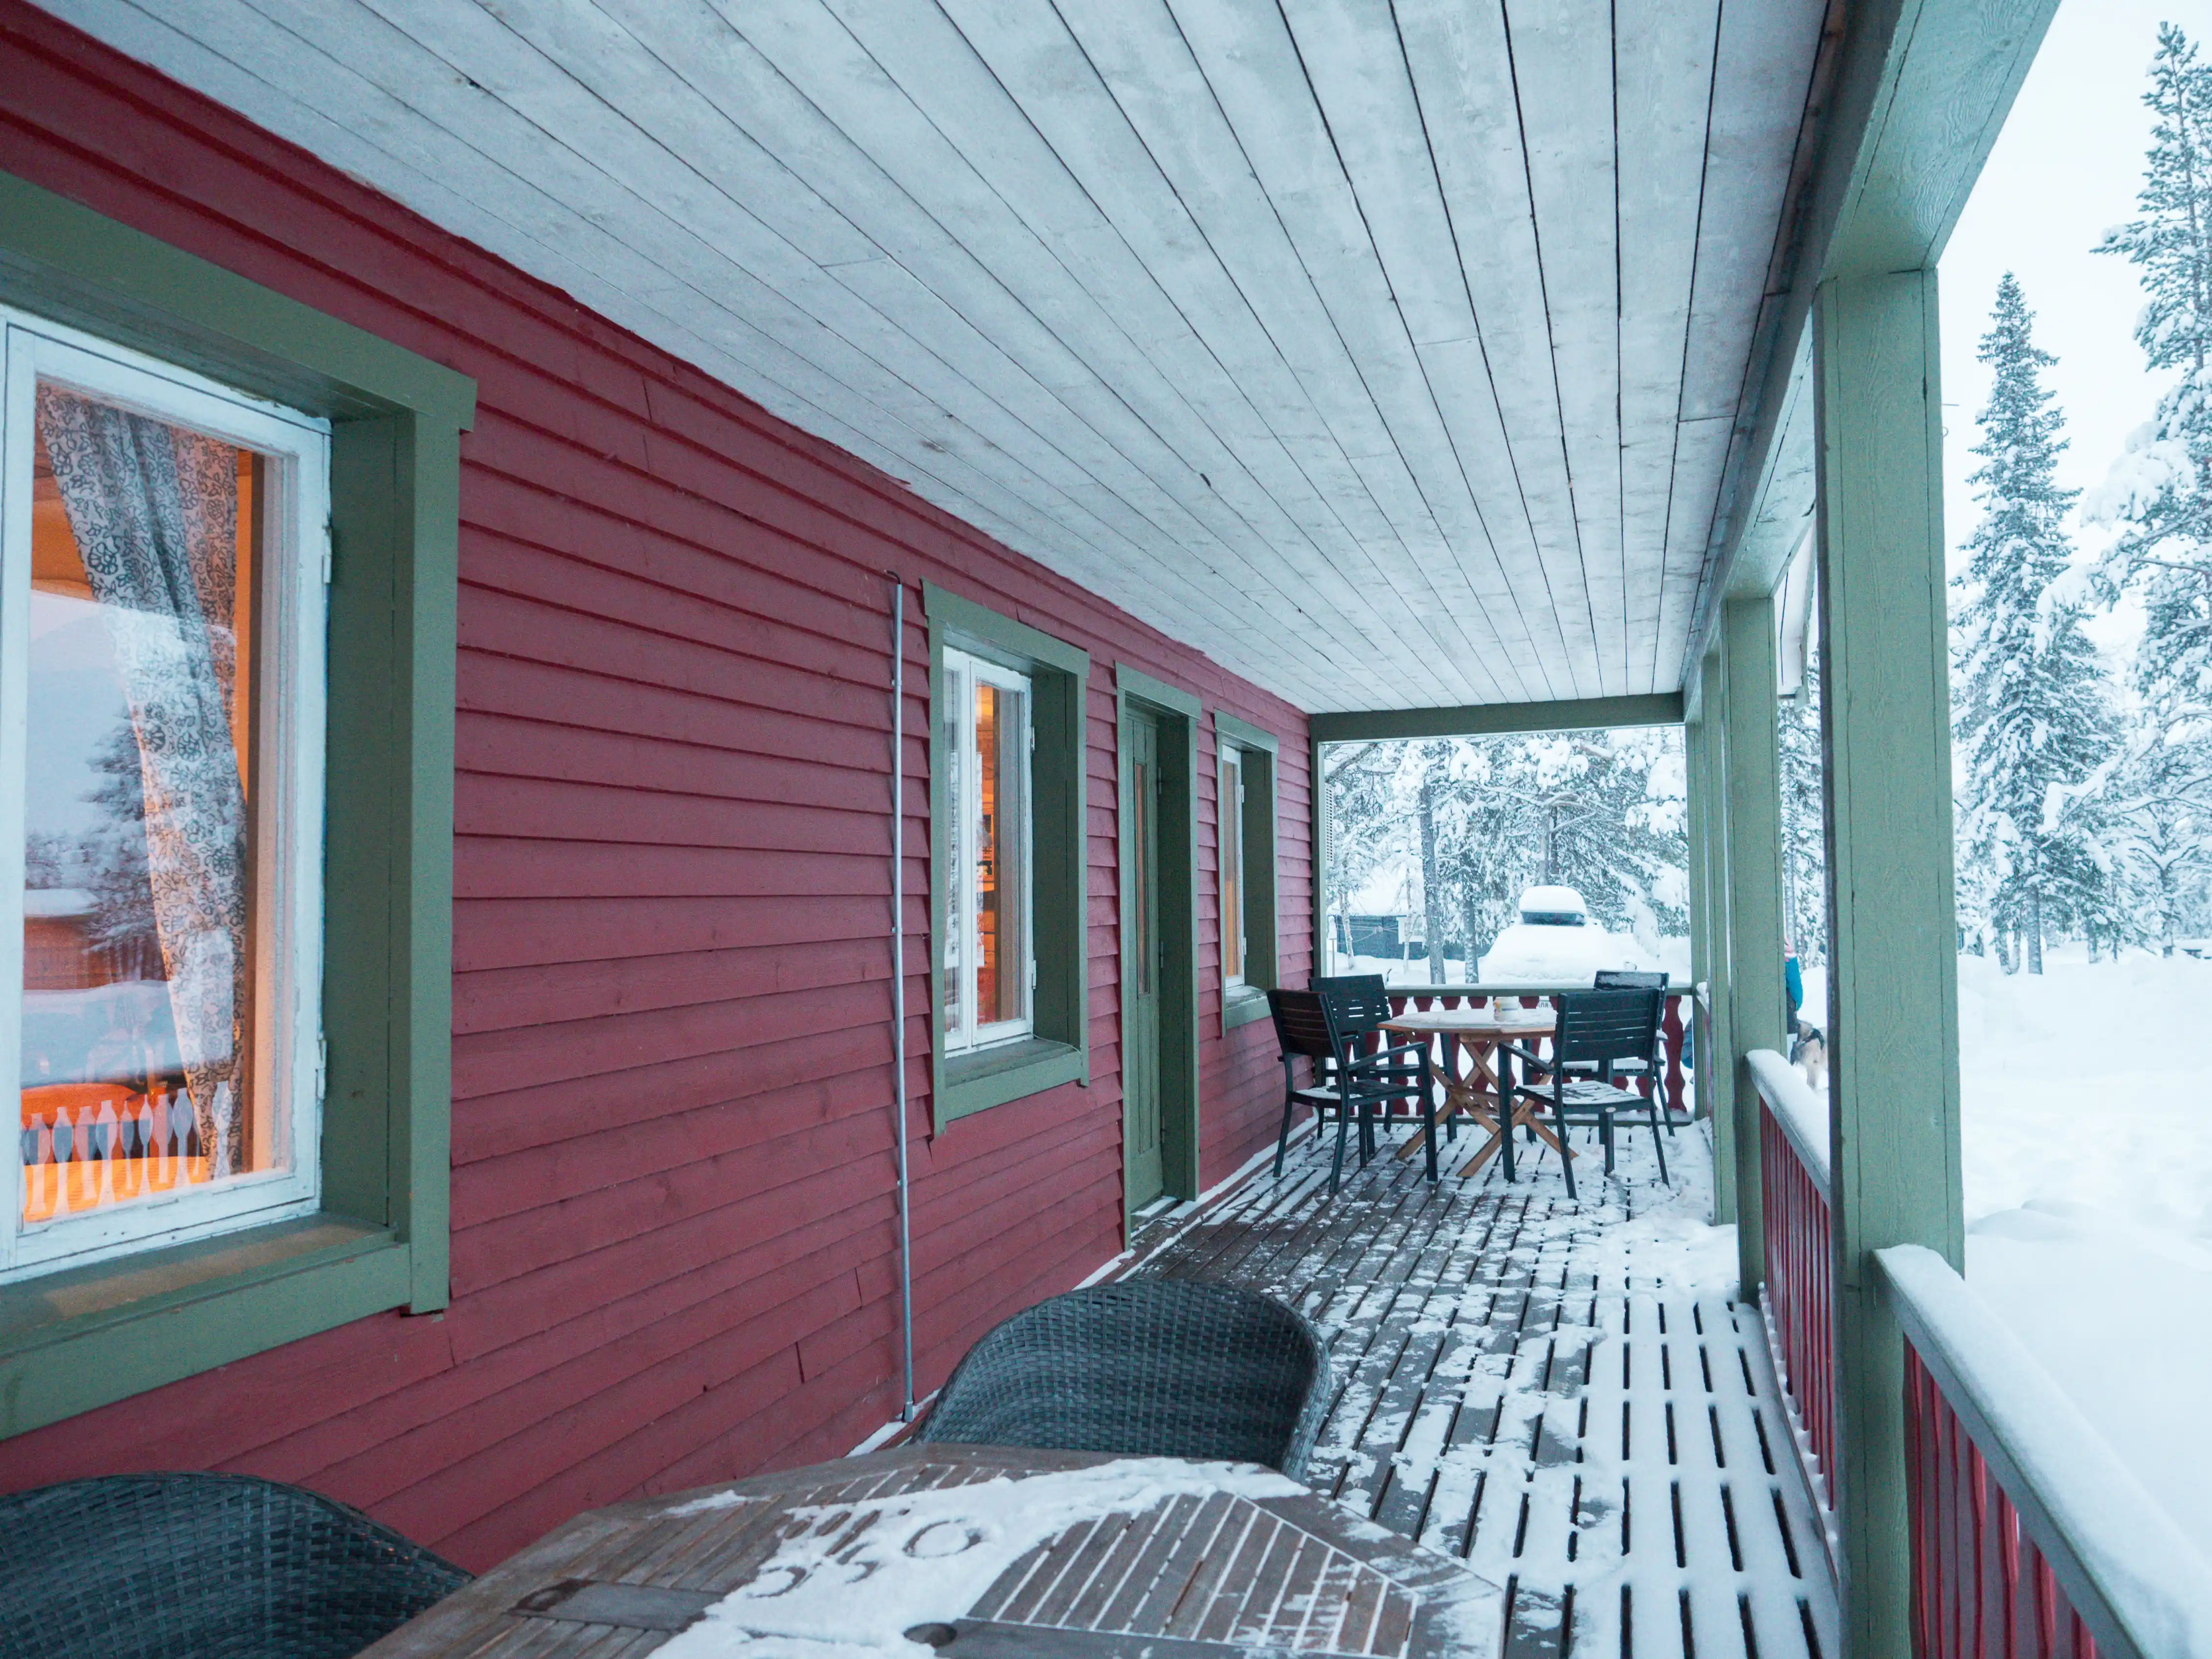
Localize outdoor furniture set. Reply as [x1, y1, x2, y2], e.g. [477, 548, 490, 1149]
[1268, 972, 1676, 1200]
[0, 1280, 1504, 1657]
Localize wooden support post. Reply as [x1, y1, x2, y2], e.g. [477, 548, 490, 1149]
[1683, 705, 1711, 1105]
[1697, 648, 1736, 1223]
[1815, 266, 1966, 1659]
[1722, 595, 1785, 1297]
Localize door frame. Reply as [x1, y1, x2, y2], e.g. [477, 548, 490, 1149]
[1114, 665, 1201, 1241]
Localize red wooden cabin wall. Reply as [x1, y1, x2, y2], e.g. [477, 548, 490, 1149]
[0, 0, 1310, 1568]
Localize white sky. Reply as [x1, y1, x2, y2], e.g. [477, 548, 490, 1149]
[1938, 0, 2209, 660]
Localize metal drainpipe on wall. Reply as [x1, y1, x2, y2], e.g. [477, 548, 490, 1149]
[889, 573, 914, 1421]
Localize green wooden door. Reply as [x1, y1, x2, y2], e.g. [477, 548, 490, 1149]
[1125, 709, 1165, 1209]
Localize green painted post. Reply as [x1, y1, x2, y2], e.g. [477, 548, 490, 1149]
[1814, 267, 1966, 1659]
[1698, 649, 1736, 1224]
[1684, 707, 1710, 1059]
[1722, 596, 1785, 1297]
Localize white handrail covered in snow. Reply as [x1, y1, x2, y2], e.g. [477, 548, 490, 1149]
[1877, 1245, 2212, 1659]
[1747, 1048, 1827, 1189]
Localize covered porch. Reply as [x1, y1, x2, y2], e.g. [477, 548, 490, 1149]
[7, 0, 2207, 1651]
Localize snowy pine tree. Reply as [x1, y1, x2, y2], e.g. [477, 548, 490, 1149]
[1324, 728, 1688, 978]
[2107, 688, 2212, 952]
[1778, 651, 1826, 967]
[1951, 274, 2116, 973]
[2094, 23, 2212, 719]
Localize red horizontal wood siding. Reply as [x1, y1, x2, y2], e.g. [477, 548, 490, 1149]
[0, 0, 1310, 1569]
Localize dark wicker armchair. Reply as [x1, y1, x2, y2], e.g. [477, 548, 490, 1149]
[914, 1281, 1333, 1482]
[0, 1472, 469, 1659]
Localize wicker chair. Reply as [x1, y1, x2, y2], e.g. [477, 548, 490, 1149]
[0, 1472, 469, 1659]
[914, 1281, 1333, 1481]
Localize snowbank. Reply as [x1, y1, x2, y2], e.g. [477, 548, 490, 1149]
[1956, 947, 2212, 1568]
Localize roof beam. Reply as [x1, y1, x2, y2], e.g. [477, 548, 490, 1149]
[1683, 0, 2061, 668]
[1310, 692, 1682, 745]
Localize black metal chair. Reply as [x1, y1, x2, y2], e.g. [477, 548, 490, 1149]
[0, 1471, 469, 1659]
[1266, 987, 1348, 1177]
[914, 1281, 1333, 1481]
[1501, 987, 1670, 1200]
[1593, 969, 1677, 1134]
[1312, 975, 1437, 1191]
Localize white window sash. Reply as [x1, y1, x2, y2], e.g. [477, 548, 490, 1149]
[0, 307, 329, 1281]
[943, 648, 1033, 1054]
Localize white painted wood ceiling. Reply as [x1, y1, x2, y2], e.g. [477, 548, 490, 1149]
[50, 0, 1829, 712]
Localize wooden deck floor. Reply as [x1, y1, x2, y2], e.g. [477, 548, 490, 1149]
[1131, 1114, 1840, 1659]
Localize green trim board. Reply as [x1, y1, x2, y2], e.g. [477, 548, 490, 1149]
[1696, 649, 1738, 1226]
[1310, 731, 1330, 976]
[0, 175, 475, 428]
[925, 583, 1090, 1126]
[1115, 667, 1201, 1232]
[1213, 713, 1280, 1032]
[1721, 595, 1785, 1295]
[1681, 0, 2062, 673]
[1310, 693, 1681, 745]
[1114, 663, 1200, 722]
[0, 1221, 406, 1438]
[0, 170, 474, 1437]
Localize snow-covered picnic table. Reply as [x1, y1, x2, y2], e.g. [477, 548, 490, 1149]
[358, 1444, 1506, 1658]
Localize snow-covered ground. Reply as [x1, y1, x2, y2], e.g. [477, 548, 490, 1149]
[1689, 948, 2212, 1567]
[1952, 946, 2212, 1568]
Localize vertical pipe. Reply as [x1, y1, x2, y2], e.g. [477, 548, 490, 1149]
[889, 573, 913, 1421]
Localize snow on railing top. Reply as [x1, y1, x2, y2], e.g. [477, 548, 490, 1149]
[1878, 1245, 2212, 1659]
[1374, 981, 1692, 1000]
[1748, 1048, 1828, 1190]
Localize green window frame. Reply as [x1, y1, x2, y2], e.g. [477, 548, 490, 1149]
[925, 583, 1089, 1124]
[0, 173, 474, 1439]
[1215, 712, 1279, 1032]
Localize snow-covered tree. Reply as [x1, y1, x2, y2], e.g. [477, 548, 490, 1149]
[1779, 652, 1826, 966]
[1951, 274, 2117, 973]
[2093, 23, 2212, 719]
[2105, 690, 2212, 952]
[1324, 727, 1688, 981]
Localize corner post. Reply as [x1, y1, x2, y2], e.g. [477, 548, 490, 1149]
[1814, 266, 1966, 1658]
[1721, 595, 1785, 1297]
[1683, 702, 1710, 1081]
[1697, 649, 1737, 1223]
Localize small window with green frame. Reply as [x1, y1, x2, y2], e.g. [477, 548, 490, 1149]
[1215, 712, 1278, 1031]
[924, 583, 1089, 1123]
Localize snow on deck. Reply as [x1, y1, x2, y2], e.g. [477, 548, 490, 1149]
[1132, 1114, 1839, 1658]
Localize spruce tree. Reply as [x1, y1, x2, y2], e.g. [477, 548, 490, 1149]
[1778, 651, 1826, 966]
[1952, 274, 2114, 973]
[2095, 23, 2212, 716]
[2108, 691, 2212, 953]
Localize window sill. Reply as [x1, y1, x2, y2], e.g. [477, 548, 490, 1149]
[938, 1037, 1086, 1125]
[0, 1213, 410, 1438]
[1224, 984, 1272, 1032]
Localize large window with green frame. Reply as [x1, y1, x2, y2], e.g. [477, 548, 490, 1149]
[1215, 712, 1279, 1031]
[925, 583, 1089, 1124]
[0, 173, 473, 1439]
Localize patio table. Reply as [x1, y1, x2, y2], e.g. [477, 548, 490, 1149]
[357, 1443, 1504, 1658]
[1381, 1008, 1569, 1182]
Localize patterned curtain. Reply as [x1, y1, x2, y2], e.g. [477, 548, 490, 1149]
[37, 386, 249, 1176]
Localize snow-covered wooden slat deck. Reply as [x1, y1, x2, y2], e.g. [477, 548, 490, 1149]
[1132, 1122, 1840, 1658]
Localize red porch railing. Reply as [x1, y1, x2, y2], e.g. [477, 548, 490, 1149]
[1880, 1246, 2212, 1659]
[1750, 1051, 1834, 1488]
